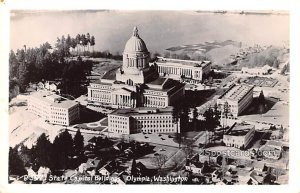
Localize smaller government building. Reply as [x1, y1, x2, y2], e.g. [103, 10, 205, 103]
[27, 91, 80, 126]
[150, 56, 212, 83]
[223, 122, 255, 149]
[217, 84, 254, 117]
[108, 107, 179, 134]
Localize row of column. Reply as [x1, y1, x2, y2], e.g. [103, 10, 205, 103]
[114, 94, 134, 107]
[158, 65, 193, 77]
[145, 96, 166, 107]
[91, 90, 110, 99]
[126, 58, 146, 68]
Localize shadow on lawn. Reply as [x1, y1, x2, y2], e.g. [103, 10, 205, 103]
[240, 97, 278, 116]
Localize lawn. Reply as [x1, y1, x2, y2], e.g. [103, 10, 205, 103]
[74, 123, 106, 131]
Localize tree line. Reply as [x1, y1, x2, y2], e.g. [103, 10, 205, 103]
[56, 33, 96, 56]
[9, 129, 85, 176]
[9, 33, 98, 96]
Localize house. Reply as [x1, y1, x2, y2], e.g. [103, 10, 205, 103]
[217, 177, 233, 185]
[37, 82, 45, 90]
[37, 166, 51, 180]
[44, 81, 61, 93]
[26, 167, 37, 179]
[248, 170, 267, 185]
[259, 145, 282, 160]
[44, 81, 50, 90]
[78, 158, 101, 174]
[265, 140, 283, 151]
[237, 171, 251, 184]
[253, 161, 267, 172]
[259, 140, 283, 160]
[98, 161, 117, 176]
[109, 171, 129, 184]
[211, 169, 222, 182]
[185, 163, 202, 175]
[50, 82, 61, 92]
[198, 154, 222, 165]
[26, 166, 50, 182]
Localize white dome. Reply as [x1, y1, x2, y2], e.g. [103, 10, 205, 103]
[124, 27, 148, 53]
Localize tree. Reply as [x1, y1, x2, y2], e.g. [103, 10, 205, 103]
[182, 144, 194, 161]
[258, 90, 266, 115]
[170, 153, 183, 170]
[9, 50, 19, 79]
[73, 129, 84, 155]
[131, 159, 138, 176]
[90, 36, 95, 53]
[152, 154, 167, 174]
[32, 133, 53, 168]
[172, 105, 181, 148]
[203, 107, 214, 144]
[70, 38, 77, 54]
[17, 57, 29, 92]
[81, 34, 87, 54]
[213, 103, 221, 135]
[52, 129, 74, 169]
[76, 34, 81, 55]
[66, 34, 72, 51]
[86, 33, 91, 52]
[9, 147, 27, 176]
[222, 101, 229, 134]
[192, 107, 198, 131]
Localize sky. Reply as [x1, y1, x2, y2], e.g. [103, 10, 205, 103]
[10, 10, 289, 54]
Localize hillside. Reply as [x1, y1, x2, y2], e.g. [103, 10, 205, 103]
[207, 44, 241, 65]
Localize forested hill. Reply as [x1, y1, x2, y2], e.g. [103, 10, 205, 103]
[9, 33, 122, 99]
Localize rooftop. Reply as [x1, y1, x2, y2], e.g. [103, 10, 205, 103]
[29, 91, 78, 109]
[110, 106, 173, 117]
[156, 56, 211, 68]
[147, 77, 167, 86]
[225, 122, 255, 136]
[250, 170, 267, 183]
[102, 68, 118, 80]
[219, 84, 254, 102]
[265, 140, 283, 148]
[252, 161, 266, 170]
[146, 78, 185, 94]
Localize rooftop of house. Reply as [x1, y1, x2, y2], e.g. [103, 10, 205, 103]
[265, 140, 283, 148]
[29, 90, 78, 109]
[225, 122, 255, 136]
[219, 84, 254, 102]
[86, 158, 101, 168]
[259, 145, 282, 156]
[252, 161, 266, 170]
[250, 170, 267, 183]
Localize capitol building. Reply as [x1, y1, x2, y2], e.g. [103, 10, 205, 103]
[88, 27, 185, 108]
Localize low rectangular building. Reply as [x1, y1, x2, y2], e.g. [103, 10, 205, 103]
[217, 84, 254, 117]
[108, 107, 179, 134]
[223, 122, 255, 149]
[27, 91, 80, 126]
[151, 57, 211, 82]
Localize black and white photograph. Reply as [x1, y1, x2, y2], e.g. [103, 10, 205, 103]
[1, 1, 299, 191]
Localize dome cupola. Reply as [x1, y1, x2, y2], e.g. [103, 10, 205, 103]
[124, 27, 148, 53]
[122, 27, 150, 75]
